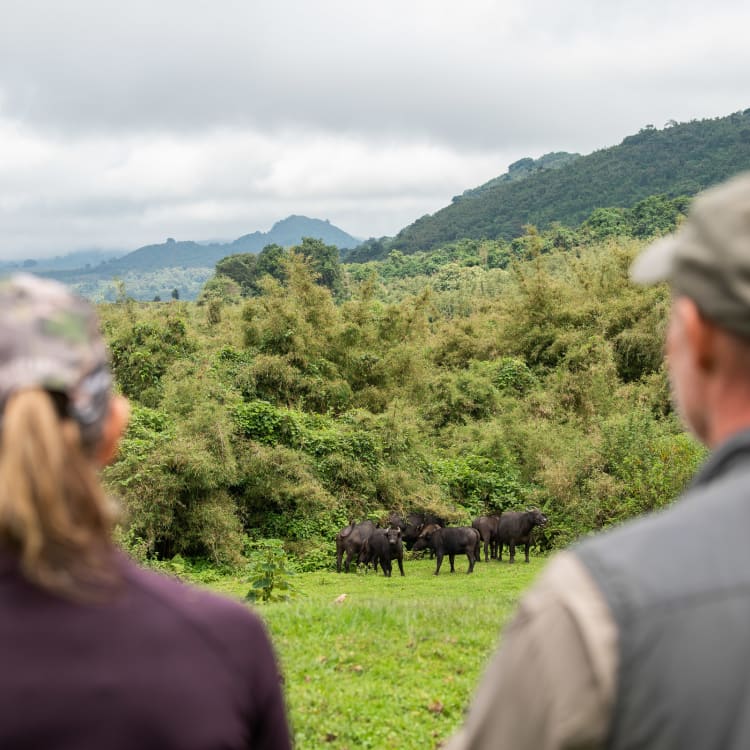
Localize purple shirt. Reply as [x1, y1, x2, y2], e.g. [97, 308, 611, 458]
[0, 551, 291, 749]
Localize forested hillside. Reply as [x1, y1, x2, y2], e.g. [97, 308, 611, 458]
[363, 110, 750, 257]
[38, 216, 359, 301]
[102, 216, 704, 570]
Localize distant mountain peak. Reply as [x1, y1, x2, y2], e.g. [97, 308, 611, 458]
[271, 214, 334, 229]
[37, 216, 360, 288]
[230, 216, 359, 254]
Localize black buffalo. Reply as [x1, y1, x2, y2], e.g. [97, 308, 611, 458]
[336, 520, 377, 573]
[391, 512, 446, 551]
[408, 522, 442, 560]
[361, 527, 405, 577]
[413, 525, 480, 575]
[472, 514, 502, 562]
[497, 510, 548, 563]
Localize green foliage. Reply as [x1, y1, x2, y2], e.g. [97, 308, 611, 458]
[106, 404, 178, 554]
[295, 237, 345, 299]
[491, 357, 537, 394]
[348, 239, 514, 280]
[216, 238, 344, 299]
[149, 554, 229, 584]
[580, 194, 690, 242]
[67, 267, 213, 302]
[233, 443, 338, 539]
[594, 412, 706, 525]
[197, 273, 242, 305]
[234, 400, 304, 445]
[216, 244, 286, 297]
[245, 539, 298, 603]
[103, 229, 703, 566]
[107, 314, 194, 405]
[206, 298, 222, 324]
[435, 454, 523, 517]
[389, 110, 750, 253]
[424, 369, 499, 428]
[215, 253, 261, 295]
[285, 537, 338, 572]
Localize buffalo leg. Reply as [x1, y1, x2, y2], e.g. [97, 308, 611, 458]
[396, 555, 405, 577]
[483, 538, 489, 563]
[434, 551, 444, 575]
[498, 542, 503, 561]
[336, 546, 343, 573]
[467, 550, 476, 574]
[449, 553, 456, 573]
[524, 540, 531, 563]
[509, 541, 516, 564]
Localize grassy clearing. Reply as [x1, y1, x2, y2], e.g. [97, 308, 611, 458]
[210, 554, 548, 749]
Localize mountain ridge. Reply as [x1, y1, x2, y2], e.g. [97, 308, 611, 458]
[350, 110, 750, 260]
[32, 215, 359, 283]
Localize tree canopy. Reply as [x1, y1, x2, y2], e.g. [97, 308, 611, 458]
[215, 238, 344, 299]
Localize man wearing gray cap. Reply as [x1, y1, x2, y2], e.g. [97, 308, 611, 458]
[445, 172, 750, 750]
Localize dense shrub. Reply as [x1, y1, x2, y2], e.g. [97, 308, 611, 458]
[102, 233, 701, 565]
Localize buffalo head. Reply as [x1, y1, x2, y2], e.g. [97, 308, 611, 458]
[385, 526, 402, 547]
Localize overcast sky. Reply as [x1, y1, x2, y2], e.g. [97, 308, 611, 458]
[1, 0, 749, 259]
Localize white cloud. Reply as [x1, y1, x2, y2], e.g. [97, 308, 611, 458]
[0, 0, 749, 258]
[0, 117, 517, 255]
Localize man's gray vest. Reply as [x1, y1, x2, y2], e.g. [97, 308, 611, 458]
[576, 429, 750, 750]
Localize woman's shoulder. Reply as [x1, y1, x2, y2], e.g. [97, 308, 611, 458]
[116, 553, 271, 658]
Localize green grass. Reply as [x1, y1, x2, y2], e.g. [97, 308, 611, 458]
[209, 554, 548, 749]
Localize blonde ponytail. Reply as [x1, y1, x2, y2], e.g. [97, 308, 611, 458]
[0, 389, 118, 598]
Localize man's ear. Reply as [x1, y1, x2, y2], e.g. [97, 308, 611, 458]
[95, 395, 130, 467]
[679, 297, 717, 374]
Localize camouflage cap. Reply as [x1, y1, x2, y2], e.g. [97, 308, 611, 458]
[630, 171, 750, 339]
[0, 274, 112, 441]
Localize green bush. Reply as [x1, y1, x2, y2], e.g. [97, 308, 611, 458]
[491, 356, 537, 394]
[234, 400, 303, 445]
[101, 230, 705, 564]
[245, 539, 298, 603]
[435, 455, 523, 516]
[286, 537, 338, 572]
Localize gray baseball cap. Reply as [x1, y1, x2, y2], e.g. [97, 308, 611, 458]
[630, 171, 750, 339]
[0, 274, 112, 442]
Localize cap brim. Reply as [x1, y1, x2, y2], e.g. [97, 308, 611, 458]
[629, 234, 680, 285]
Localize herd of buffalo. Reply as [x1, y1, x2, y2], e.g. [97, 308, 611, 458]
[335, 510, 548, 576]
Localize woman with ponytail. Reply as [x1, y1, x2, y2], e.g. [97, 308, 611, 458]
[0, 275, 290, 750]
